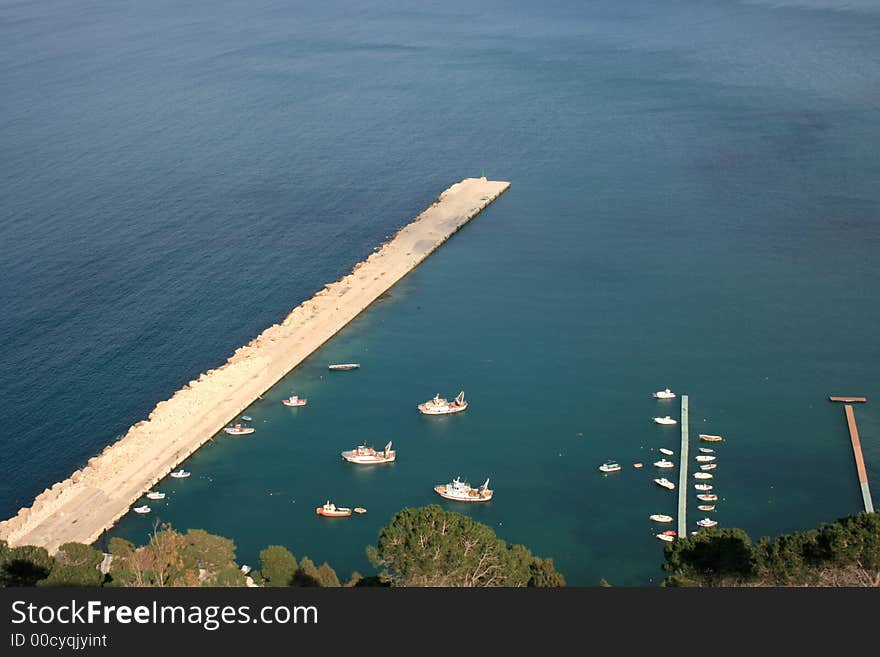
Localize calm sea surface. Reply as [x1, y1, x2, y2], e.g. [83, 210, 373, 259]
[2, 0, 879, 585]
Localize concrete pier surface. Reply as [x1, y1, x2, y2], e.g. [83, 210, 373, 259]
[844, 404, 874, 513]
[0, 177, 510, 551]
[677, 395, 689, 539]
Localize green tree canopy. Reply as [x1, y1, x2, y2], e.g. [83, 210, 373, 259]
[39, 542, 103, 587]
[259, 546, 298, 587]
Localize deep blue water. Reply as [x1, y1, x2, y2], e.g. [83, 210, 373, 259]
[2, 0, 879, 585]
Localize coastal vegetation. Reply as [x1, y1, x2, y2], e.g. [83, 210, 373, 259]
[662, 512, 880, 587]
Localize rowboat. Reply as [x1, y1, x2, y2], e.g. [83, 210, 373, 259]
[697, 505, 716, 512]
[699, 434, 724, 443]
[696, 494, 718, 502]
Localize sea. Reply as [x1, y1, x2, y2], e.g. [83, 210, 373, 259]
[1, 0, 878, 585]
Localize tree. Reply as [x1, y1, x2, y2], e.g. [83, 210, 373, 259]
[662, 528, 754, 586]
[184, 529, 237, 582]
[0, 545, 55, 587]
[259, 546, 298, 587]
[39, 543, 103, 587]
[368, 505, 565, 587]
[291, 557, 322, 587]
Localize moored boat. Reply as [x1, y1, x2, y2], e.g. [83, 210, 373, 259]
[342, 441, 396, 464]
[656, 533, 675, 542]
[633, 463, 644, 468]
[434, 477, 493, 502]
[696, 518, 718, 528]
[696, 494, 718, 502]
[697, 505, 716, 512]
[316, 501, 352, 517]
[695, 455, 716, 462]
[328, 363, 360, 371]
[353, 507, 367, 514]
[700, 463, 717, 471]
[649, 514, 674, 523]
[654, 478, 676, 490]
[653, 459, 675, 468]
[224, 423, 255, 436]
[133, 505, 150, 514]
[599, 461, 621, 473]
[419, 391, 468, 415]
[281, 394, 308, 407]
[694, 472, 713, 480]
[653, 416, 677, 425]
[659, 448, 674, 456]
[694, 483, 713, 491]
[699, 447, 715, 454]
[653, 388, 676, 399]
[699, 434, 724, 443]
[146, 492, 165, 500]
[241, 415, 252, 421]
[169, 469, 190, 479]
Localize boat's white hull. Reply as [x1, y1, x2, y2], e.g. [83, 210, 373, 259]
[342, 453, 396, 464]
[170, 472, 190, 479]
[649, 515, 674, 523]
[328, 364, 360, 371]
[656, 534, 675, 542]
[146, 493, 165, 500]
[418, 404, 468, 415]
[224, 428, 255, 436]
[282, 400, 307, 407]
[434, 486, 492, 502]
[654, 479, 676, 490]
[653, 418, 677, 425]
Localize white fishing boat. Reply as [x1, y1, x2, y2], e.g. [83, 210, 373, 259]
[653, 388, 676, 399]
[281, 394, 307, 407]
[654, 478, 676, 490]
[169, 469, 190, 479]
[695, 455, 716, 462]
[653, 459, 675, 468]
[342, 441, 396, 464]
[434, 477, 493, 502]
[694, 483, 714, 491]
[696, 518, 718, 528]
[699, 434, 724, 443]
[700, 463, 717, 471]
[697, 505, 716, 512]
[694, 472, 713, 480]
[696, 494, 718, 502]
[418, 391, 468, 415]
[659, 448, 674, 456]
[649, 514, 674, 523]
[223, 423, 255, 436]
[328, 363, 360, 371]
[133, 505, 150, 514]
[699, 447, 715, 454]
[146, 492, 165, 500]
[599, 461, 621, 473]
[653, 416, 677, 425]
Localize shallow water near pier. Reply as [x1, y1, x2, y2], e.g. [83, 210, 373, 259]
[2, 0, 879, 585]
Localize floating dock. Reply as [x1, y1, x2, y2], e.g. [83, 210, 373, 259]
[843, 404, 874, 513]
[677, 395, 689, 539]
[829, 396, 867, 403]
[0, 177, 511, 551]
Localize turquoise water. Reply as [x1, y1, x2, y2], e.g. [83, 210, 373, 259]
[2, 0, 879, 585]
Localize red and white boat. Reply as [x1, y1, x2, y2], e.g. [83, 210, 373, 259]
[315, 501, 352, 517]
[419, 391, 467, 415]
[434, 477, 492, 502]
[697, 494, 718, 502]
[224, 423, 255, 436]
[656, 530, 677, 542]
[342, 441, 396, 464]
[282, 394, 307, 407]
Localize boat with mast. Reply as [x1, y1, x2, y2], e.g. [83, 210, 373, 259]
[418, 391, 468, 415]
[342, 441, 396, 464]
[434, 477, 493, 502]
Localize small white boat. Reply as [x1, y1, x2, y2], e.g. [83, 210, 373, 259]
[353, 507, 367, 514]
[649, 514, 674, 523]
[654, 478, 676, 490]
[241, 415, 252, 421]
[653, 416, 677, 425]
[342, 441, 396, 464]
[694, 483, 714, 491]
[700, 463, 717, 471]
[656, 530, 677, 542]
[133, 505, 151, 514]
[697, 505, 716, 512]
[224, 423, 255, 436]
[696, 494, 718, 502]
[328, 363, 360, 371]
[653, 459, 675, 468]
[281, 394, 307, 407]
[695, 455, 716, 462]
[419, 391, 468, 415]
[653, 388, 676, 399]
[633, 463, 644, 468]
[146, 492, 165, 500]
[435, 477, 493, 502]
[699, 447, 715, 454]
[659, 448, 674, 456]
[170, 469, 190, 479]
[696, 518, 718, 528]
[599, 461, 621, 473]
[694, 472, 713, 480]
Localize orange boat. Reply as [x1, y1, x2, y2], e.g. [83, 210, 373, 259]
[315, 501, 352, 517]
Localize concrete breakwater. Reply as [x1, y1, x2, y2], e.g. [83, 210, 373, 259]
[0, 177, 510, 551]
